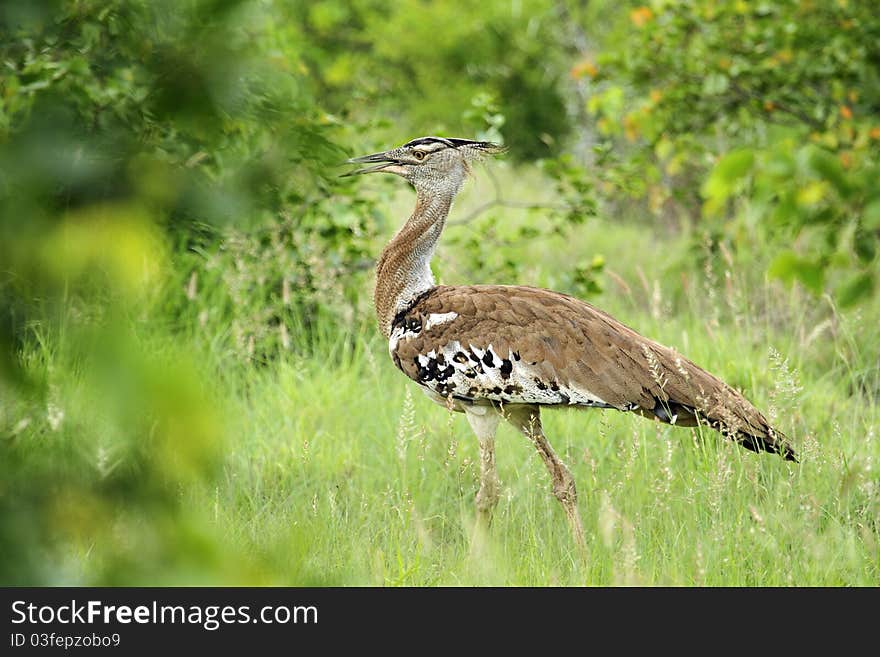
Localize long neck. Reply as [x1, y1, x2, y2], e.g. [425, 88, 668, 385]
[374, 188, 454, 337]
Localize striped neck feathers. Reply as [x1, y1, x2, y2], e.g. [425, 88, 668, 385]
[374, 189, 455, 337]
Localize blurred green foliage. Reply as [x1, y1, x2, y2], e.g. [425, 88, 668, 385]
[0, 0, 878, 584]
[586, 0, 880, 304]
[285, 0, 572, 159]
[0, 0, 369, 584]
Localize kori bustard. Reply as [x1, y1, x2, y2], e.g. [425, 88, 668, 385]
[346, 136, 796, 548]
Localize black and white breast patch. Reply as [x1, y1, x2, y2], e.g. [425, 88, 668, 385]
[402, 340, 612, 409]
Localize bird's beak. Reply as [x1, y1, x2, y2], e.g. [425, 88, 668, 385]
[340, 151, 399, 177]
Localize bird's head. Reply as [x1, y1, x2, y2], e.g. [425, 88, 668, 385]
[343, 136, 505, 197]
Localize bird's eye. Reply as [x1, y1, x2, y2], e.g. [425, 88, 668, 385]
[414, 151, 426, 161]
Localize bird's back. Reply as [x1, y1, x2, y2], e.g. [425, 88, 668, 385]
[389, 284, 796, 460]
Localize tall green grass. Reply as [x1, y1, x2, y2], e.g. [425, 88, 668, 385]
[205, 285, 877, 585]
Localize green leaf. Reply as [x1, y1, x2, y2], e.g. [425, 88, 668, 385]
[837, 271, 875, 307]
[854, 227, 877, 263]
[715, 148, 755, 185]
[806, 147, 851, 198]
[702, 73, 729, 95]
[796, 181, 828, 207]
[764, 149, 795, 180]
[863, 200, 880, 231]
[767, 250, 825, 294]
[701, 148, 754, 213]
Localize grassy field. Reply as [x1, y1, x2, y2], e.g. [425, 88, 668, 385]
[209, 235, 877, 585]
[5, 169, 879, 586]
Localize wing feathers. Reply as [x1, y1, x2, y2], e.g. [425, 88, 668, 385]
[389, 284, 795, 460]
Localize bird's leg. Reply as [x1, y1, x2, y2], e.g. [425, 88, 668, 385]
[504, 405, 587, 552]
[464, 406, 502, 531]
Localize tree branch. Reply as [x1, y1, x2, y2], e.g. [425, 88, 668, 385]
[448, 167, 571, 226]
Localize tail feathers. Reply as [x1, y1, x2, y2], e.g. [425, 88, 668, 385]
[736, 429, 798, 462]
[634, 396, 798, 462]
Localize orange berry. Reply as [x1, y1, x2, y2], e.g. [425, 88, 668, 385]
[630, 7, 654, 27]
[840, 105, 853, 120]
[570, 60, 598, 79]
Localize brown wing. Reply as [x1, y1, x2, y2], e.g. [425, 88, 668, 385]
[389, 284, 796, 461]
